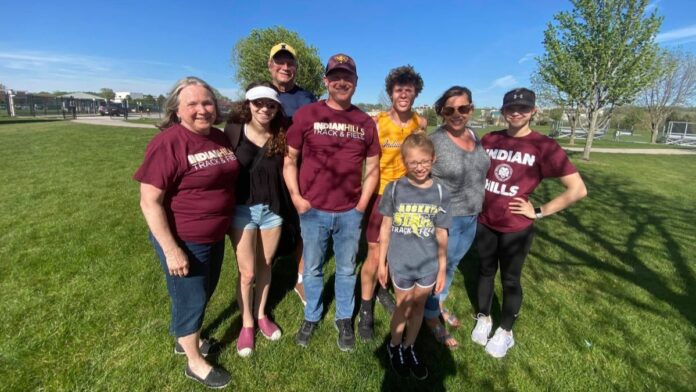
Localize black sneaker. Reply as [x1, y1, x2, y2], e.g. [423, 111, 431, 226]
[295, 320, 318, 347]
[174, 338, 214, 357]
[403, 345, 428, 380]
[334, 318, 355, 351]
[376, 287, 396, 315]
[357, 306, 374, 342]
[387, 344, 409, 377]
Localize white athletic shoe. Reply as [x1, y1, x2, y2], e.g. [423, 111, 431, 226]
[471, 313, 492, 346]
[485, 327, 515, 358]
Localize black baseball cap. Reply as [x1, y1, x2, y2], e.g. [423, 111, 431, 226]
[502, 88, 536, 109]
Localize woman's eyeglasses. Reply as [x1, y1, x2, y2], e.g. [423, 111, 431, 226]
[442, 104, 472, 116]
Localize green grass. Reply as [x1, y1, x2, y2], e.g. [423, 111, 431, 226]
[1, 121, 695, 391]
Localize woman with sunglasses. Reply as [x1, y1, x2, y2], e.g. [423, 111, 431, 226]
[424, 86, 490, 348]
[471, 88, 586, 358]
[225, 82, 289, 357]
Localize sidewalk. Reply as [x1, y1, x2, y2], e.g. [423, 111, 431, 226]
[564, 147, 696, 155]
[71, 116, 156, 129]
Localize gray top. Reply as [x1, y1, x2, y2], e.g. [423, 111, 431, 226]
[379, 177, 452, 279]
[429, 127, 491, 216]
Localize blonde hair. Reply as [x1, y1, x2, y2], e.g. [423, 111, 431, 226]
[158, 76, 222, 130]
[401, 132, 435, 157]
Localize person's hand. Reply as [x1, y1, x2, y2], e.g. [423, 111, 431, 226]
[378, 263, 389, 289]
[292, 195, 312, 214]
[164, 246, 189, 277]
[434, 268, 446, 294]
[509, 197, 536, 219]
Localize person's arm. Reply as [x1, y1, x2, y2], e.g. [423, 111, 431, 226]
[377, 216, 393, 288]
[509, 172, 587, 219]
[357, 155, 380, 212]
[139, 183, 189, 276]
[434, 227, 448, 294]
[283, 146, 311, 214]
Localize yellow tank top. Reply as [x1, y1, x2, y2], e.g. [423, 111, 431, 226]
[375, 111, 423, 194]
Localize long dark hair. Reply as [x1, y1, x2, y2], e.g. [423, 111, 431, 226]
[227, 81, 288, 156]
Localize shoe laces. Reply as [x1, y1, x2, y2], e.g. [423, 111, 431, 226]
[302, 321, 314, 334]
[406, 346, 419, 365]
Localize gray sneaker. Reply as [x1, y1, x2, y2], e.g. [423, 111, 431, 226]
[376, 287, 396, 315]
[295, 320, 318, 347]
[334, 318, 355, 351]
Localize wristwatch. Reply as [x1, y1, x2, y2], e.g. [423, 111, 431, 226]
[534, 207, 544, 220]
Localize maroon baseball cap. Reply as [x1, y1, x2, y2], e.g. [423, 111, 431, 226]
[325, 53, 357, 76]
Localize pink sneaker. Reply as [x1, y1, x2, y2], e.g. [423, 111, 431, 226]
[257, 317, 282, 341]
[236, 326, 254, 357]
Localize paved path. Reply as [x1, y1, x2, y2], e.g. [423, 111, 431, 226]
[71, 116, 157, 129]
[564, 147, 696, 155]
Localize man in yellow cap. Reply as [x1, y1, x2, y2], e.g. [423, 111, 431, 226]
[268, 42, 316, 120]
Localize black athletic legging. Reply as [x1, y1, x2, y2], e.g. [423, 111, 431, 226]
[476, 222, 535, 331]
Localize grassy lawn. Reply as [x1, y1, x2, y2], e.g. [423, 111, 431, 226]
[1, 121, 695, 391]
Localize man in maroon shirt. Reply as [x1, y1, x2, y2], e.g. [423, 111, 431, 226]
[284, 53, 380, 351]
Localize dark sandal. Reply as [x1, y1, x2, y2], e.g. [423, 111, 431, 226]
[174, 338, 215, 357]
[441, 308, 461, 328]
[185, 366, 231, 389]
[429, 323, 458, 349]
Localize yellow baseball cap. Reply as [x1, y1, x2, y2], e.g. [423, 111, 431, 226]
[269, 43, 297, 59]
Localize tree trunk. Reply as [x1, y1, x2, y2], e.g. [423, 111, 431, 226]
[582, 110, 599, 161]
[650, 124, 659, 144]
[569, 116, 577, 146]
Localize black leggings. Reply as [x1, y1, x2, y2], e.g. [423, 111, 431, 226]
[476, 223, 535, 330]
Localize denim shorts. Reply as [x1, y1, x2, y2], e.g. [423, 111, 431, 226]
[390, 270, 437, 291]
[232, 203, 283, 230]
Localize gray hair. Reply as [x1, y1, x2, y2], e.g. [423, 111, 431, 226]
[158, 76, 222, 130]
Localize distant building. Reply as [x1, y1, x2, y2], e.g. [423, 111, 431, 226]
[115, 92, 144, 102]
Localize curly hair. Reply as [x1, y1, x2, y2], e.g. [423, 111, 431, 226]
[384, 65, 424, 96]
[433, 86, 473, 117]
[158, 76, 222, 130]
[226, 81, 289, 156]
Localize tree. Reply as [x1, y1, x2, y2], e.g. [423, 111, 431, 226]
[232, 26, 325, 97]
[637, 50, 696, 144]
[538, 0, 662, 160]
[422, 107, 439, 128]
[100, 88, 115, 101]
[531, 69, 582, 145]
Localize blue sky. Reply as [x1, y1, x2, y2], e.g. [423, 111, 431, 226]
[2, 0, 695, 107]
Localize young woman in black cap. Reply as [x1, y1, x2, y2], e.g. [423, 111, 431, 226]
[471, 88, 587, 358]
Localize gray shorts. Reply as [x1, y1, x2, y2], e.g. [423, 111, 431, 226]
[390, 271, 437, 291]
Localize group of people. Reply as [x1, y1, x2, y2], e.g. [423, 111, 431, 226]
[134, 43, 587, 388]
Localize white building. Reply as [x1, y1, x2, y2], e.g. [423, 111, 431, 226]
[114, 92, 144, 102]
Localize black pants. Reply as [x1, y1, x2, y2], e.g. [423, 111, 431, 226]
[476, 223, 535, 330]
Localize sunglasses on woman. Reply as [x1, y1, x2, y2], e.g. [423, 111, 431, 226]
[251, 99, 278, 110]
[442, 104, 473, 116]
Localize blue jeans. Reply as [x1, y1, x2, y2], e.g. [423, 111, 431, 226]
[149, 233, 224, 337]
[299, 208, 363, 322]
[424, 215, 477, 320]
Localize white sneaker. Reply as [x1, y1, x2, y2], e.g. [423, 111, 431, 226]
[485, 327, 514, 358]
[471, 313, 492, 346]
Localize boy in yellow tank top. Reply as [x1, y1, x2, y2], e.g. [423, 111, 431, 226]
[358, 65, 427, 341]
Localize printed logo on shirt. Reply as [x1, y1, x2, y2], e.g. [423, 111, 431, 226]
[187, 147, 236, 171]
[494, 163, 513, 182]
[392, 203, 438, 238]
[313, 122, 366, 140]
[382, 139, 402, 148]
[486, 148, 536, 167]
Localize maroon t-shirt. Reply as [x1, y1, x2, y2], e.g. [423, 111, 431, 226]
[286, 101, 380, 212]
[478, 130, 577, 232]
[134, 124, 240, 243]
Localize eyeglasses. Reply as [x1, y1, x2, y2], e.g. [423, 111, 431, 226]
[441, 104, 472, 116]
[406, 159, 433, 169]
[251, 99, 278, 110]
[503, 105, 533, 114]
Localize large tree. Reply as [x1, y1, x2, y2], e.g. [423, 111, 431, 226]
[638, 49, 696, 144]
[99, 88, 115, 101]
[538, 0, 662, 160]
[531, 69, 582, 145]
[232, 26, 325, 97]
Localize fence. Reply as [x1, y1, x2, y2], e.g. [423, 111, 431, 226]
[2, 91, 161, 118]
[664, 121, 696, 146]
